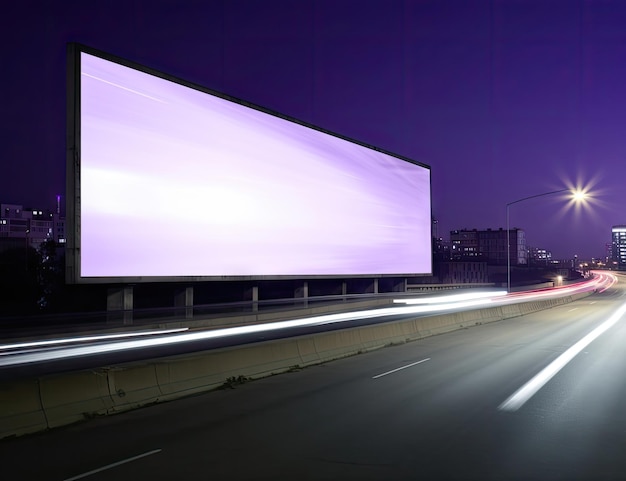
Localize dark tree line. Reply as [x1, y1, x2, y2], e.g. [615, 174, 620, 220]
[0, 241, 103, 316]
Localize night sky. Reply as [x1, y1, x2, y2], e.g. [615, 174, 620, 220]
[3, 0, 625, 261]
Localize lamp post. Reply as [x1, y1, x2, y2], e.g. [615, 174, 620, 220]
[506, 188, 572, 293]
[24, 227, 32, 275]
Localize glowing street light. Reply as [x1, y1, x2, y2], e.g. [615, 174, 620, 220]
[507, 188, 587, 293]
[572, 190, 587, 202]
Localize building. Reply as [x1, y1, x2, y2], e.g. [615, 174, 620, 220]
[450, 229, 480, 260]
[433, 236, 450, 262]
[606, 242, 613, 264]
[0, 202, 65, 252]
[450, 228, 526, 265]
[612, 225, 626, 270]
[528, 246, 552, 266]
[439, 261, 488, 284]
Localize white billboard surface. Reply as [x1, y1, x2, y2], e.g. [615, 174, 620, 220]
[77, 51, 432, 279]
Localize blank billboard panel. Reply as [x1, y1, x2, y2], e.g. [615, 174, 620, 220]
[67, 45, 432, 282]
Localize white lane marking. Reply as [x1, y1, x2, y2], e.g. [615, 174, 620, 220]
[590, 301, 597, 305]
[499, 301, 626, 412]
[568, 308, 578, 312]
[63, 449, 162, 480]
[372, 358, 430, 379]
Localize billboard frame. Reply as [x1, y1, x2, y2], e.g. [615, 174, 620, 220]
[66, 43, 432, 284]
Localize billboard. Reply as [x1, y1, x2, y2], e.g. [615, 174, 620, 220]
[66, 44, 432, 283]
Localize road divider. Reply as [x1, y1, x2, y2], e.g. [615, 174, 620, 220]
[39, 370, 113, 429]
[0, 379, 47, 437]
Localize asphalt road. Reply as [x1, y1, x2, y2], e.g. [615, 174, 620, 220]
[3, 278, 626, 480]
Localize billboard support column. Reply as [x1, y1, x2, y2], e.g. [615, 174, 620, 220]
[106, 286, 133, 324]
[294, 281, 309, 308]
[365, 278, 379, 294]
[244, 285, 259, 312]
[175, 286, 194, 319]
[394, 278, 408, 292]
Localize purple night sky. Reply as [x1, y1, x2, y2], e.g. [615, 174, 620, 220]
[2, 0, 625, 261]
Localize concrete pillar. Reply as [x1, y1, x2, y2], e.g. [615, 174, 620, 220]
[244, 285, 259, 312]
[107, 286, 133, 324]
[174, 286, 194, 319]
[294, 281, 309, 307]
[364, 279, 378, 294]
[394, 278, 408, 293]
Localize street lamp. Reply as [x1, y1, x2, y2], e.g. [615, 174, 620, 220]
[506, 188, 586, 293]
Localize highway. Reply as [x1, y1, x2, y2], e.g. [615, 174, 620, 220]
[3, 273, 626, 480]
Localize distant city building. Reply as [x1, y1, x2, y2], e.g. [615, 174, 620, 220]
[528, 246, 552, 266]
[612, 225, 626, 270]
[439, 261, 488, 284]
[433, 236, 450, 262]
[0, 202, 65, 251]
[606, 242, 613, 264]
[450, 228, 526, 265]
[450, 229, 480, 260]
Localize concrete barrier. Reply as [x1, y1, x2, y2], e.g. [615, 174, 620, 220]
[154, 355, 223, 399]
[39, 370, 112, 428]
[296, 337, 321, 365]
[0, 379, 47, 438]
[0, 290, 593, 439]
[107, 364, 163, 412]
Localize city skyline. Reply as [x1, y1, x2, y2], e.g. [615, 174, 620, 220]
[1, 196, 614, 266]
[3, 1, 625, 260]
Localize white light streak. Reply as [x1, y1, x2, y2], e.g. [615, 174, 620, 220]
[0, 274, 613, 368]
[0, 300, 495, 367]
[499, 300, 626, 412]
[394, 291, 507, 305]
[0, 328, 189, 351]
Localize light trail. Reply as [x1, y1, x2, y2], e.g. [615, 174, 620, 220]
[0, 328, 189, 351]
[0, 272, 613, 368]
[0, 299, 499, 367]
[394, 291, 507, 305]
[499, 300, 626, 412]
